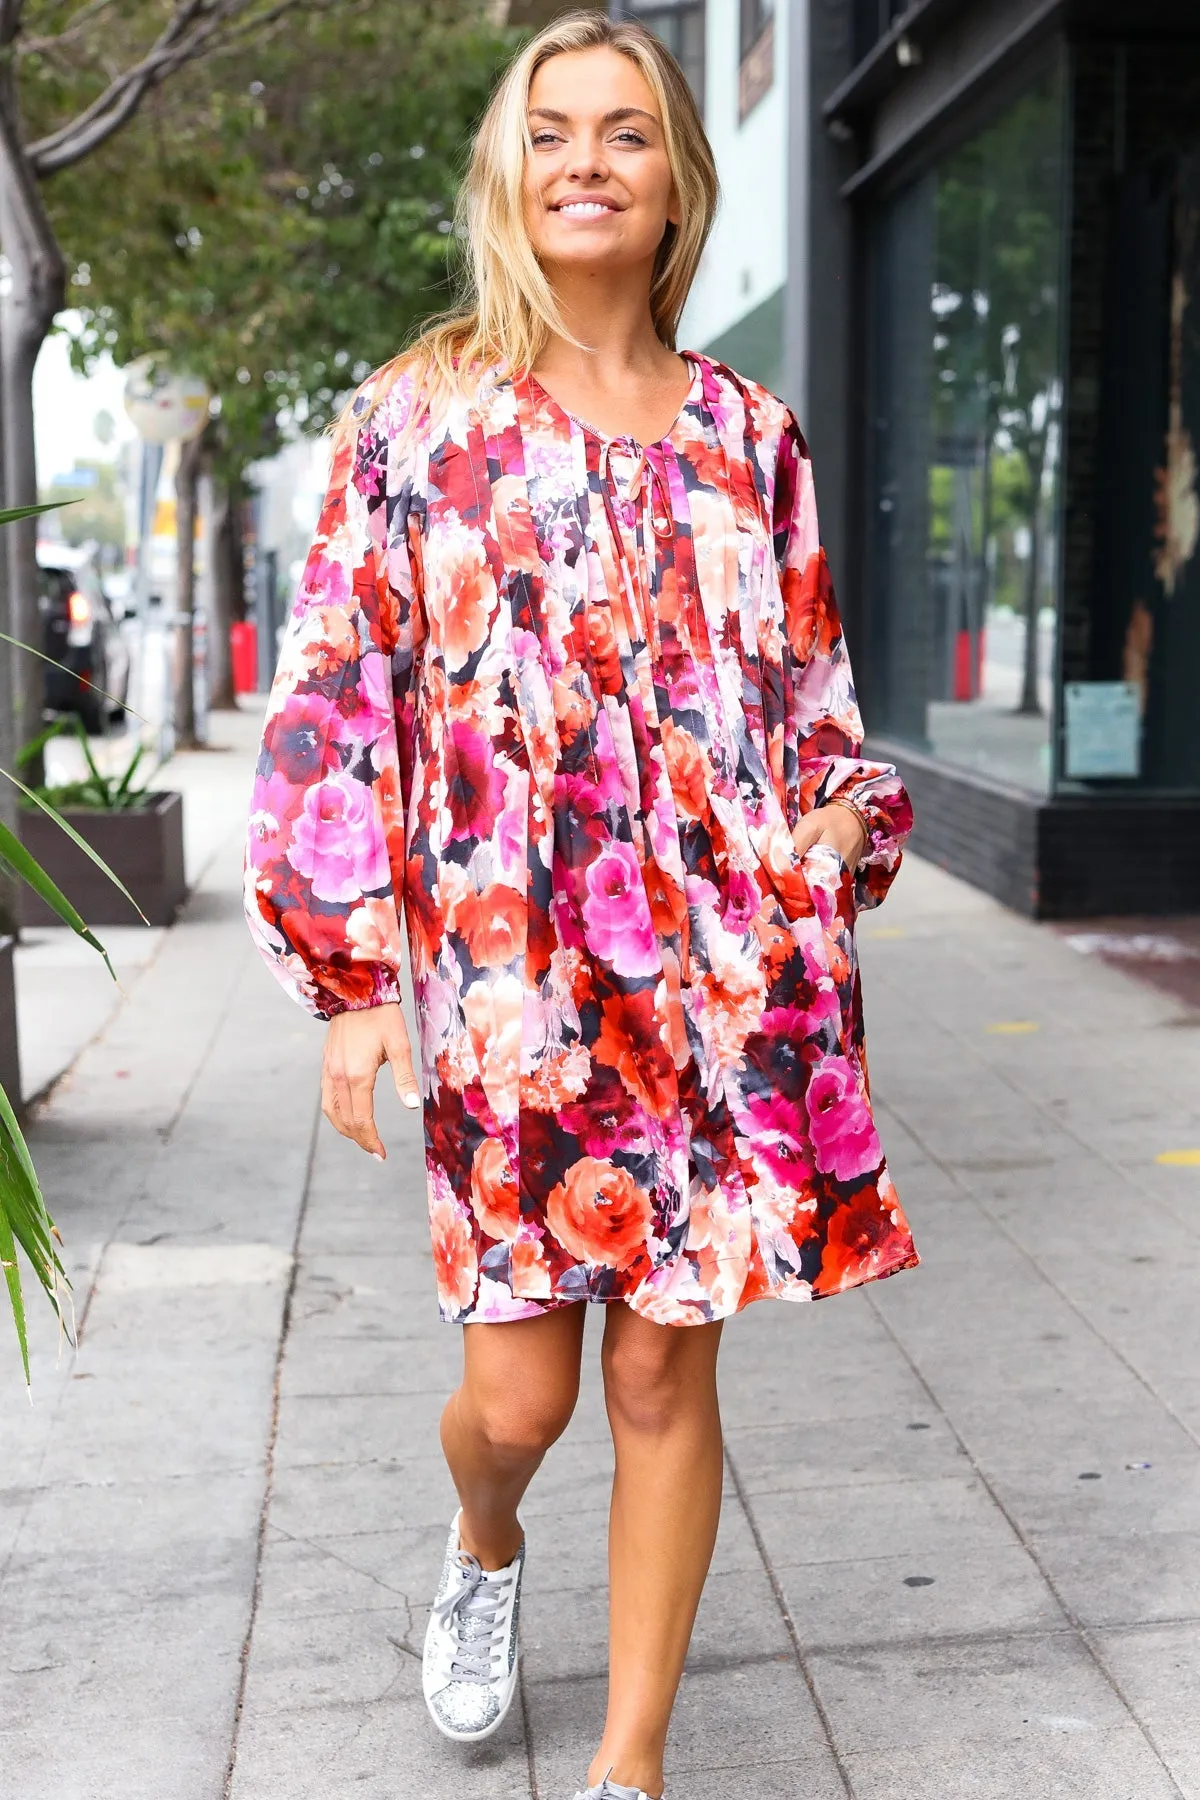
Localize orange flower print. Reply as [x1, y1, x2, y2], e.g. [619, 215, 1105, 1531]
[471, 1138, 521, 1242]
[546, 1157, 652, 1271]
[245, 356, 918, 1328]
[512, 1236, 552, 1298]
[434, 534, 493, 670]
[662, 720, 709, 821]
[430, 1189, 478, 1314]
[457, 881, 526, 969]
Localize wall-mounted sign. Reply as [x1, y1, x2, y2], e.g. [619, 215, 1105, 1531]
[1063, 681, 1142, 779]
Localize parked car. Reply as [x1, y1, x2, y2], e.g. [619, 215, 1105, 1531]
[38, 543, 130, 736]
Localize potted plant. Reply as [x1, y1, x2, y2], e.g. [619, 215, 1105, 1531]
[17, 719, 186, 928]
[0, 502, 143, 1388]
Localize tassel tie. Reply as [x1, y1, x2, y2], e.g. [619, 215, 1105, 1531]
[596, 437, 675, 654]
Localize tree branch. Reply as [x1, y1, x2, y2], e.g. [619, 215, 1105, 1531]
[26, 0, 333, 175]
[16, 0, 121, 59]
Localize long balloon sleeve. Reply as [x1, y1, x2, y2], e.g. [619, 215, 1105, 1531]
[243, 373, 426, 1017]
[774, 412, 913, 909]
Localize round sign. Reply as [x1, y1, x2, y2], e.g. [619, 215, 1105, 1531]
[123, 357, 211, 444]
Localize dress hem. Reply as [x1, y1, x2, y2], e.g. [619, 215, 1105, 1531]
[450, 1244, 922, 1328]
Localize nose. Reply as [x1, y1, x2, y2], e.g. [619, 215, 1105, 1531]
[561, 133, 609, 184]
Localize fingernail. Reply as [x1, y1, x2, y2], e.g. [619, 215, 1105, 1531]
[371, 1151, 385, 1162]
[403, 1093, 420, 1110]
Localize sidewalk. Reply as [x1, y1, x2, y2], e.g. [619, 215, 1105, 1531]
[2, 718, 1199, 1799]
[13, 705, 265, 1101]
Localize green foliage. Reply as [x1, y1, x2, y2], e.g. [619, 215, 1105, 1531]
[42, 461, 127, 563]
[50, 7, 519, 475]
[18, 718, 153, 813]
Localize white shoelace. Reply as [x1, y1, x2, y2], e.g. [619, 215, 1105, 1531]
[432, 1552, 513, 1684]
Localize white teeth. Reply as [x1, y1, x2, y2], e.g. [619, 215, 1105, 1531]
[557, 202, 612, 217]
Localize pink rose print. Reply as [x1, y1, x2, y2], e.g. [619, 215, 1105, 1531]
[581, 840, 659, 978]
[286, 771, 389, 904]
[741, 1091, 814, 1186]
[721, 868, 761, 934]
[805, 1055, 882, 1181]
[447, 718, 507, 843]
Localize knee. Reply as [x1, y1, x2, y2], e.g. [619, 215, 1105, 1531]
[602, 1331, 694, 1436]
[466, 1382, 576, 1464]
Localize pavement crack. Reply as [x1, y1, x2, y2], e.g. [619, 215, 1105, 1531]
[221, 1094, 322, 1800]
[722, 1439, 857, 1798]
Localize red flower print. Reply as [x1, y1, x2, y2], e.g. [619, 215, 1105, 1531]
[545, 1156, 652, 1271]
[244, 357, 918, 1323]
[805, 1055, 882, 1181]
[814, 1188, 912, 1297]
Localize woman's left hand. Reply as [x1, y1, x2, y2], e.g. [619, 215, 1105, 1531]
[793, 801, 869, 869]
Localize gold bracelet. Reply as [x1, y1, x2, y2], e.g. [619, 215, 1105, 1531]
[824, 795, 873, 853]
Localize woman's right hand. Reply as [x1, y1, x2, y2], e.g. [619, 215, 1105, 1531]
[321, 1002, 420, 1161]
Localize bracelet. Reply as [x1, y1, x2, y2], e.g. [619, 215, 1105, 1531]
[824, 795, 873, 854]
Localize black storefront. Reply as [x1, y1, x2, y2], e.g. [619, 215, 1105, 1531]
[792, 0, 1200, 916]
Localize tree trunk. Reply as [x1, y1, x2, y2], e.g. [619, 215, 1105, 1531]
[1017, 437, 1048, 717]
[172, 434, 204, 749]
[0, 71, 66, 787]
[207, 475, 238, 710]
[0, 306, 20, 944]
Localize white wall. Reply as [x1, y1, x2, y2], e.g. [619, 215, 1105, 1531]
[679, 0, 790, 354]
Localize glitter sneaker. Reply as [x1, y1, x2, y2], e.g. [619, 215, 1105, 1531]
[422, 1508, 523, 1742]
[573, 1773, 667, 1800]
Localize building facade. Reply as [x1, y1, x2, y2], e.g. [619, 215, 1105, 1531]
[796, 0, 1200, 916]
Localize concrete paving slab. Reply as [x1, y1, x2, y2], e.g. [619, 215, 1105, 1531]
[776, 1541, 1063, 1650]
[1093, 1620, 1200, 1751]
[753, 1473, 1020, 1568]
[1030, 1528, 1200, 1629]
[724, 1410, 969, 1496]
[228, 1693, 531, 1800]
[807, 1631, 1133, 1755]
[842, 1723, 1185, 1799]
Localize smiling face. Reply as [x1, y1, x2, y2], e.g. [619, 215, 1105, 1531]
[523, 45, 681, 279]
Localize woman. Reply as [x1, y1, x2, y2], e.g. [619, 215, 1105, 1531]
[245, 12, 918, 1797]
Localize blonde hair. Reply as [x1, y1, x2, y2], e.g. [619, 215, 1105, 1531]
[335, 8, 718, 447]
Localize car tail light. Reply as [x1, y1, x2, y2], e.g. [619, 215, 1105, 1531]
[67, 589, 91, 627]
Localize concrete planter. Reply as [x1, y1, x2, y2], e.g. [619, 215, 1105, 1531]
[20, 791, 187, 929]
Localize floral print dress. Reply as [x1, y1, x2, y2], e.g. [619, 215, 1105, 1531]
[244, 350, 920, 1326]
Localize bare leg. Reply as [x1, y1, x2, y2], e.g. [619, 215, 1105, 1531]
[440, 1302, 587, 1570]
[588, 1307, 725, 1795]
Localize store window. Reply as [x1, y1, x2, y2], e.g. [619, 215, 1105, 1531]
[866, 61, 1066, 793]
[618, 0, 706, 115]
[738, 0, 773, 120]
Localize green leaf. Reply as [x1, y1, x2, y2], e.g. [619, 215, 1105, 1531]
[0, 1187, 31, 1390]
[0, 1076, 72, 1388]
[0, 814, 116, 977]
[0, 501, 72, 527]
[0, 768, 149, 929]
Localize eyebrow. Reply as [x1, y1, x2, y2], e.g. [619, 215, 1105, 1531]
[528, 106, 659, 127]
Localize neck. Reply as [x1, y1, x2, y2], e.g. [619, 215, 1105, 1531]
[537, 261, 674, 384]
